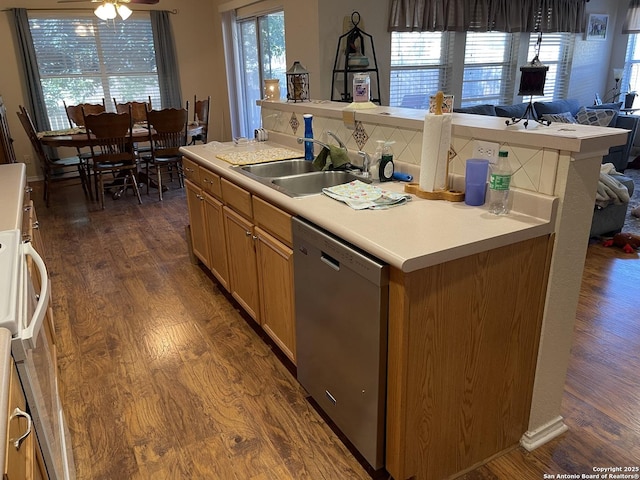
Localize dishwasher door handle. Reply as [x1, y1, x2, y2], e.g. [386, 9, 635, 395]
[320, 252, 340, 271]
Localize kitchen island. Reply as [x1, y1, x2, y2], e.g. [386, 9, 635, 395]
[180, 101, 627, 480]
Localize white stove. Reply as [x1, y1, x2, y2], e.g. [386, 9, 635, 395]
[0, 229, 20, 335]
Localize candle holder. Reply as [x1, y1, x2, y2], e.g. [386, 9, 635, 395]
[263, 79, 280, 100]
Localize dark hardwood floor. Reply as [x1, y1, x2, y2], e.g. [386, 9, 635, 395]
[32, 180, 639, 479]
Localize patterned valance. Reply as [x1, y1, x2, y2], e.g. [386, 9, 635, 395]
[388, 0, 587, 33]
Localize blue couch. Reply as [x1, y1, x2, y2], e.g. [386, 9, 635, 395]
[455, 99, 639, 173]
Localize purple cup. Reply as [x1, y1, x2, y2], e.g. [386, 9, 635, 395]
[465, 159, 489, 206]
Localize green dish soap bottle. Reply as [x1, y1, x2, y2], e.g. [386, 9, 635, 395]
[379, 141, 395, 182]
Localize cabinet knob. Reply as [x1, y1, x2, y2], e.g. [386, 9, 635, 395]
[24, 186, 33, 194]
[9, 407, 32, 450]
[245, 231, 252, 236]
[196, 194, 204, 201]
[33, 220, 40, 230]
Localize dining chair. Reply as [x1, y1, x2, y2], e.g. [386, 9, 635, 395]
[143, 105, 189, 201]
[113, 96, 152, 124]
[82, 107, 142, 209]
[16, 105, 89, 207]
[191, 95, 210, 144]
[63, 99, 106, 199]
[64, 100, 106, 128]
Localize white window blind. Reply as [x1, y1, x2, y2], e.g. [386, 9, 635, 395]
[525, 33, 574, 102]
[623, 34, 640, 103]
[29, 13, 160, 129]
[390, 32, 453, 109]
[462, 32, 518, 106]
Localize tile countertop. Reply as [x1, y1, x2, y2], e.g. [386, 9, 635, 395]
[180, 142, 557, 272]
[0, 328, 12, 475]
[0, 163, 26, 233]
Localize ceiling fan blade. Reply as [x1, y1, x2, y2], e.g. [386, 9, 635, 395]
[57, 0, 101, 3]
[122, 0, 160, 4]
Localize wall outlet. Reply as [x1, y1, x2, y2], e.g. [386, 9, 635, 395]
[473, 140, 499, 164]
[24, 154, 33, 165]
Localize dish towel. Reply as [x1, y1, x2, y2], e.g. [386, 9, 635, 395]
[322, 180, 412, 210]
[313, 145, 351, 171]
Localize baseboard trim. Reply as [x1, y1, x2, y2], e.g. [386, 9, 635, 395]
[520, 416, 568, 451]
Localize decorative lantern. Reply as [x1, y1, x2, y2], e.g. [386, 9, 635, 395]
[286, 61, 309, 102]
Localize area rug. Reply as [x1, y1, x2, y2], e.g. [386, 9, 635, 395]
[622, 166, 640, 236]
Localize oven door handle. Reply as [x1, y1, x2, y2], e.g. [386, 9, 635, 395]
[21, 242, 50, 350]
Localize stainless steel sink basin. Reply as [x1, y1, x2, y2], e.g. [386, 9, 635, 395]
[233, 158, 369, 197]
[240, 158, 317, 177]
[271, 171, 365, 196]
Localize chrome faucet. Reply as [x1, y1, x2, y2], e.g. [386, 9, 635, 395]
[326, 131, 346, 149]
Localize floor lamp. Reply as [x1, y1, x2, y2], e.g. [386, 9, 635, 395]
[506, 34, 550, 128]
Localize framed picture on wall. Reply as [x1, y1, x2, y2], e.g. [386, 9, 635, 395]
[586, 14, 609, 41]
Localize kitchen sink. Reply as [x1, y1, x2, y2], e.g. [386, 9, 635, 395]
[233, 158, 369, 197]
[240, 158, 317, 177]
[271, 171, 365, 196]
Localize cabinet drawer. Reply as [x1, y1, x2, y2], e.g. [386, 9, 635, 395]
[221, 178, 252, 219]
[200, 168, 222, 199]
[182, 157, 201, 185]
[252, 196, 293, 247]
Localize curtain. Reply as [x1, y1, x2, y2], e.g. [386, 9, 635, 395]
[623, 0, 640, 34]
[388, 0, 586, 33]
[221, 10, 243, 139]
[151, 11, 183, 109]
[11, 8, 51, 131]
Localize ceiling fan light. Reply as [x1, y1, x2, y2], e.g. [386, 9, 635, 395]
[117, 4, 132, 20]
[94, 3, 117, 21]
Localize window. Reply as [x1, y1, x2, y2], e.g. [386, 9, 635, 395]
[29, 13, 160, 129]
[390, 32, 453, 109]
[623, 34, 640, 101]
[462, 32, 519, 106]
[234, 10, 286, 137]
[390, 31, 573, 109]
[524, 33, 574, 102]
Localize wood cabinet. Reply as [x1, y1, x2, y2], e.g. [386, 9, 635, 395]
[255, 227, 295, 362]
[385, 235, 553, 480]
[4, 358, 47, 480]
[203, 192, 229, 290]
[0, 96, 17, 165]
[223, 206, 260, 321]
[184, 161, 296, 362]
[185, 179, 210, 268]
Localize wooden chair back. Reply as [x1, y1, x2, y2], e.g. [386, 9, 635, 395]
[64, 100, 106, 127]
[83, 108, 135, 166]
[113, 96, 152, 124]
[146, 107, 189, 159]
[16, 105, 50, 169]
[193, 95, 210, 143]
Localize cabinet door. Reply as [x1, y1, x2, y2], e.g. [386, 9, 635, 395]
[185, 179, 210, 267]
[255, 226, 296, 363]
[5, 360, 32, 480]
[223, 206, 259, 322]
[203, 192, 229, 291]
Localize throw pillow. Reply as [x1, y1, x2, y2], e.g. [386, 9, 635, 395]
[541, 112, 577, 124]
[495, 103, 529, 118]
[575, 106, 616, 127]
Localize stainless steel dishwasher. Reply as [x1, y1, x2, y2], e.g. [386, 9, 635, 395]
[292, 217, 389, 470]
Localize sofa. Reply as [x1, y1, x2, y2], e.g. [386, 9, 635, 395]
[456, 99, 639, 172]
[455, 99, 638, 237]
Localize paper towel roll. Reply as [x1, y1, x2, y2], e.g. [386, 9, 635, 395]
[419, 112, 452, 192]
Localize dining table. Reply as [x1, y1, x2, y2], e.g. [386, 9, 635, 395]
[37, 123, 204, 198]
[37, 123, 204, 148]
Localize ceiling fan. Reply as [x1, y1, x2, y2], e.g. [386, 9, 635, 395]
[57, 0, 159, 21]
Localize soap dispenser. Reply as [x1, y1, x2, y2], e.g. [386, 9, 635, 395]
[379, 141, 395, 182]
[370, 140, 384, 181]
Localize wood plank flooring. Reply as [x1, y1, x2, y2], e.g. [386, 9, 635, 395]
[31, 181, 639, 480]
